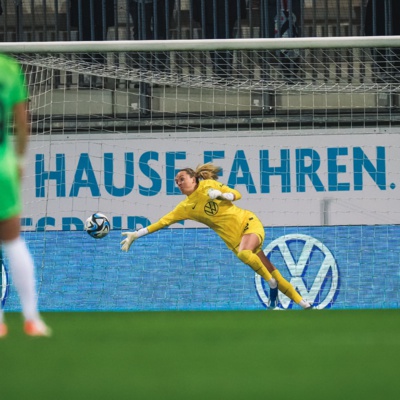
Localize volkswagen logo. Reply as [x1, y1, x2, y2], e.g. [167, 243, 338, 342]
[204, 201, 219, 216]
[255, 234, 339, 309]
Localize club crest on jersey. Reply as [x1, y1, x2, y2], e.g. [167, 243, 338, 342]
[255, 234, 339, 309]
[204, 201, 219, 216]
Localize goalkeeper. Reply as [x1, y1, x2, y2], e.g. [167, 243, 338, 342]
[121, 163, 311, 309]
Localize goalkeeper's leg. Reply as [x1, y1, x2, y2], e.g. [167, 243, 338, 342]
[236, 233, 278, 290]
[257, 250, 311, 309]
[237, 231, 311, 309]
[237, 249, 276, 286]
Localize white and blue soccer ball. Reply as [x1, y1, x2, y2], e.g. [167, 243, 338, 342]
[84, 213, 110, 239]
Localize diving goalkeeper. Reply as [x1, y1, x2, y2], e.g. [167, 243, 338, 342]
[121, 163, 311, 309]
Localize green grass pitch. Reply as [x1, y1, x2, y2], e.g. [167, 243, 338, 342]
[0, 309, 399, 400]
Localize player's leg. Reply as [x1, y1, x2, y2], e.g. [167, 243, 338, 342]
[0, 315, 7, 338]
[235, 215, 278, 307]
[237, 233, 278, 289]
[257, 250, 311, 309]
[0, 302, 6, 338]
[0, 216, 51, 336]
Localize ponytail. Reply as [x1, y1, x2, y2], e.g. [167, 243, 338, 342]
[195, 163, 221, 181]
[179, 163, 221, 182]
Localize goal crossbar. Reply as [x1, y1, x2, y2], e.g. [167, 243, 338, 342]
[1, 36, 400, 54]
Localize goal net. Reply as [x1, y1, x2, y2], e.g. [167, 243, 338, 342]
[1, 37, 400, 312]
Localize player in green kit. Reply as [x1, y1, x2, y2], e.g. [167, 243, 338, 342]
[0, 54, 51, 337]
[121, 163, 312, 310]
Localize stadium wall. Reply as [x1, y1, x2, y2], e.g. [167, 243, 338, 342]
[1, 130, 399, 311]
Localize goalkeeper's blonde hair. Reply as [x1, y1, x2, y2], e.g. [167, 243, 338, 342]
[180, 163, 221, 182]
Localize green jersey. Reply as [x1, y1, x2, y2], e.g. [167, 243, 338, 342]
[0, 54, 28, 154]
[0, 54, 28, 220]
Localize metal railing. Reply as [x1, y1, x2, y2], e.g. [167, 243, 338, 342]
[0, 0, 367, 43]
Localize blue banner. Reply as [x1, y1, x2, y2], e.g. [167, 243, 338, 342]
[3, 225, 400, 311]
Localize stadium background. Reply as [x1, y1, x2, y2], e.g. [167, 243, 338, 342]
[1, 0, 399, 313]
[1, 2, 400, 400]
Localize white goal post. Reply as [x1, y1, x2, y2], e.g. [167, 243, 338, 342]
[2, 35, 400, 52]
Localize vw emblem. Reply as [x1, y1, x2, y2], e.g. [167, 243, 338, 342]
[255, 234, 339, 309]
[204, 201, 219, 216]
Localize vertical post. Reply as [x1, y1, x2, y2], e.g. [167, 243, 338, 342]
[89, 0, 95, 40]
[30, 0, 36, 41]
[15, 0, 24, 42]
[77, 0, 82, 40]
[65, 0, 73, 87]
[259, 0, 274, 114]
[126, 0, 131, 40]
[320, 198, 331, 226]
[42, 0, 48, 40]
[54, 0, 60, 40]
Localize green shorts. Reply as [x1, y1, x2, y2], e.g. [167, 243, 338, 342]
[0, 152, 21, 221]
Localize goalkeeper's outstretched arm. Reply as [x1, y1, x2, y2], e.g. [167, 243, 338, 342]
[121, 208, 185, 252]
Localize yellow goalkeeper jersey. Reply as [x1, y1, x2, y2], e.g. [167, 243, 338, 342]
[147, 179, 263, 252]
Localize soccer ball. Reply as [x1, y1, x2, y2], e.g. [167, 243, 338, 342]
[84, 213, 110, 239]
